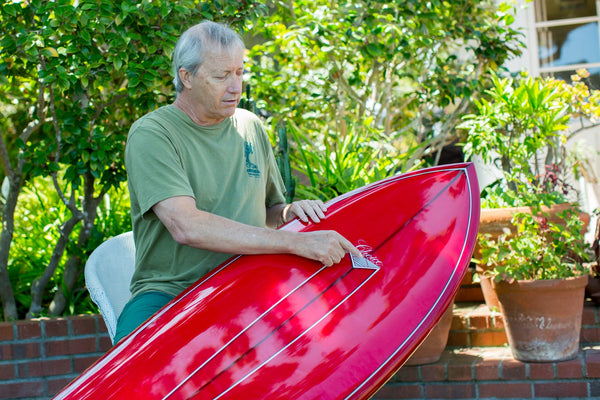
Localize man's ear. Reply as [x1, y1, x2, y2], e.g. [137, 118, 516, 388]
[178, 67, 193, 89]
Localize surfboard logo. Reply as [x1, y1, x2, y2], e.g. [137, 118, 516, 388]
[355, 240, 383, 268]
[244, 141, 261, 178]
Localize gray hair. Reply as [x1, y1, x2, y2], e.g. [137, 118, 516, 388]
[172, 21, 245, 93]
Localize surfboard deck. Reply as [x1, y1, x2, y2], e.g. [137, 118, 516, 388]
[53, 162, 480, 400]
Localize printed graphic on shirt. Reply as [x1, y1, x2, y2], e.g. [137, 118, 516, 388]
[244, 141, 261, 178]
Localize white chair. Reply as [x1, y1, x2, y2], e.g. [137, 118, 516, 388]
[84, 231, 135, 344]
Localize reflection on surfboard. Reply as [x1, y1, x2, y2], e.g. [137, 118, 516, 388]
[53, 162, 480, 400]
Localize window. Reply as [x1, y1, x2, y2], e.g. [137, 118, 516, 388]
[531, 0, 600, 88]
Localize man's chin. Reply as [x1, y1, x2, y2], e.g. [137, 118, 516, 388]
[222, 102, 239, 115]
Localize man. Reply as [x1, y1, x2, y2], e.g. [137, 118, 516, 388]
[114, 21, 360, 344]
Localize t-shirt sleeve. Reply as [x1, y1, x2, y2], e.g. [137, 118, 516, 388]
[256, 123, 286, 208]
[125, 119, 195, 216]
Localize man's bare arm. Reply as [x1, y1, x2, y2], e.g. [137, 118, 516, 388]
[153, 196, 361, 266]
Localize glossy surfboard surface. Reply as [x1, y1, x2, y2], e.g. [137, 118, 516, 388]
[53, 162, 480, 400]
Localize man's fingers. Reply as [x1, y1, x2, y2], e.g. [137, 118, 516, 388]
[304, 204, 325, 223]
[287, 200, 328, 223]
[342, 240, 363, 259]
[319, 233, 362, 266]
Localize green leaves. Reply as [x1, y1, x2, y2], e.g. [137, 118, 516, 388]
[1, 0, 202, 189]
[285, 118, 396, 201]
[0, 0, 266, 319]
[248, 0, 524, 185]
[461, 70, 600, 209]
[478, 206, 590, 281]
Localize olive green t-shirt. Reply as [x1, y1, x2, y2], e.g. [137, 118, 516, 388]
[125, 105, 286, 298]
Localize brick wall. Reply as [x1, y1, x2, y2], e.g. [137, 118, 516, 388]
[372, 302, 600, 400]
[1, 305, 600, 400]
[0, 315, 111, 400]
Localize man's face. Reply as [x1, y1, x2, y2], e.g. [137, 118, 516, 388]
[187, 45, 244, 125]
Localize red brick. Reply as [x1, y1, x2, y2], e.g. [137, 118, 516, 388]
[0, 363, 15, 380]
[0, 343, 12, 360]
[447, 331, 469, 347]
[0, 322, 13, 341]
[474, 359, 500, 380]
[501, 359, 527, 380]
[45, 318, 69, 337]
[585, 349, 600, 378]
[447, 363, 472, 381]
[534, 381, 588, 398]
[528, 362, 555, 380]
[420, 364, 446, 381]
[74, 355, 102, 373]
[591, 380, 600, 398]
[97, 317, 108, 333]
[16, 320, 41, 339]
[448, 351, 475, 364]
[374, 383, 424, 399]
[45, 337, 97, 357]
[394, 366, 420, 382]
[425, 383, 475, 398]
[490, 313, 505, 329]
[479, 382, 532, 398]
[70, 315, 97, 335]
[18, 358, 72, 377]
[47, 377, 76, 397]
[556, 356, 584, 378]
[582, 304, 597, 325]
[0, 380, 44, 398]
[11, 342, 41, 359]
[581, 326, 600, 343]
[469, 314, 490, 330]
[99, 335, 112, 352]
[451, 315, 467, 330]
[470, 330, 508, 347]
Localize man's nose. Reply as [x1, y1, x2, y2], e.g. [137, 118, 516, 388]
[229, 75, 243, 93]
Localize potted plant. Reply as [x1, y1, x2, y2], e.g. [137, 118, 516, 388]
[478, 201, 591, 362]
[460, 70, 597, 362]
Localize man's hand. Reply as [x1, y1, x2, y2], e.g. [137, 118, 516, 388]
[292, 230, 362, 267]
[283, 199, 327, 224]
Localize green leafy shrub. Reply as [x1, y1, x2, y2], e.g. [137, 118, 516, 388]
[8, 177, 131, 317]
[461, 70, 599, 282]
[479, 205, 591, 282]
[285, 119, 398, 201]
[247, 0, 523, 188]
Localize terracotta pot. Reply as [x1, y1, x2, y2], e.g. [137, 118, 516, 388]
[476, 203, 590, 311]
[478, 203, 590, 240]
[477, 270, 500, 311]
[492, 275, 588, 362]
[405, 302, 454, 365]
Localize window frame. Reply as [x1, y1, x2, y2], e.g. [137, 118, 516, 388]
[526, 0, 600, 77]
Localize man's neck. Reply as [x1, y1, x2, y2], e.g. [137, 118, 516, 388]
[173, 96, 225, 127]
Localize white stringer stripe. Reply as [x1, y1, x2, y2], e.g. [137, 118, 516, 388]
[212, 267, 380, 400]
[162, 266, 329, 400]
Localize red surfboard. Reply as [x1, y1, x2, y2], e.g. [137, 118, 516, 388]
[53, 162, 480, 400]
